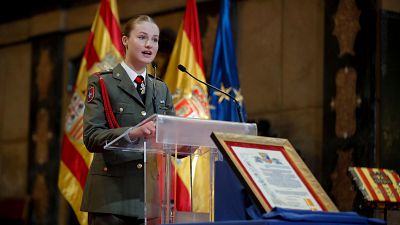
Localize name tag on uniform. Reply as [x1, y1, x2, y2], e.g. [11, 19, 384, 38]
[159, 100, 168, 111]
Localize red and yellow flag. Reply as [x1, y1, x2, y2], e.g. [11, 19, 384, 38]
[58, 0, 123, 224]
[349, 167, 400, 204]
[164, 0, 211, 213]
[164, 0, 209, 119]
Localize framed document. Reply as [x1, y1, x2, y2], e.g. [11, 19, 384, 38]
[211, 132, 338, 213]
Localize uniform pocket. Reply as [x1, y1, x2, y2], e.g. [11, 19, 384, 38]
[113, 102, 135, 114]
[112, 102, 142, 127]
[89, 153, 123, 177]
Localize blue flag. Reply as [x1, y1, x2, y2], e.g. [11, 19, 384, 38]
[209, 0, 246, 122]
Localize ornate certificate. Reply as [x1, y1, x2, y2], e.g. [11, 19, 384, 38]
[211, 132, 338, 213]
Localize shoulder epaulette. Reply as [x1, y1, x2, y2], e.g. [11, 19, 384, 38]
[93, 70, 113, 80]
[148, 74, 163, 82]
[94, 69, 113, 76]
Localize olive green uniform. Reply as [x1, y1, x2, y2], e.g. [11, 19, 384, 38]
[80, 63, 175, 218]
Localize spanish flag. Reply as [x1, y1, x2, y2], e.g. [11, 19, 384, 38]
[164, 0, 211, 213]
[58, 0, 123, 224]
[164, 0, 209, 119]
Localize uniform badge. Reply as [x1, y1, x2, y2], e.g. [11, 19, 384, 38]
[87, 86, 95, 102]
[139, 82, 146, 95]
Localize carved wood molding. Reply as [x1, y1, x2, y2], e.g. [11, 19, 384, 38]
[32, 108, 52, 165]
[330, 148, 356, 211]
[330, 67, 361, 139]
[333, 0, 361, 57]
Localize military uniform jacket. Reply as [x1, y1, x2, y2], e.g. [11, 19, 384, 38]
[80, 63, 175, 218]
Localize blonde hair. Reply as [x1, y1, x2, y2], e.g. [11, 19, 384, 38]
[122, 15, 157, 37]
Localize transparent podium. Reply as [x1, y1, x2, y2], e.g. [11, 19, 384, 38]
[104, 114, 257, 224]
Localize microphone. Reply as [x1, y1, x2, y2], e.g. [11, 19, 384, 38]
[152, 62, 158, 114]
[177, 64, 244, 122]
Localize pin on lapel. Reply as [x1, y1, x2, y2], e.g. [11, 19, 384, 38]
[139, 83, 145, 95]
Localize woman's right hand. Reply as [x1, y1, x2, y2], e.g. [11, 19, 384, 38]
[128, 121, 156, 140]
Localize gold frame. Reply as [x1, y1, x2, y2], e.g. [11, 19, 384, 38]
[211, 132, 338, 213]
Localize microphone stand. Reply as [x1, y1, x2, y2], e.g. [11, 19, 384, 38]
[177, 64, 244, 123]
[152, 63, 158, 114]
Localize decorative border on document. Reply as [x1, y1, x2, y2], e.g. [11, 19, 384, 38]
[211, 132, 338, 213]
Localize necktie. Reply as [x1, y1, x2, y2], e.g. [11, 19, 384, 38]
[134, 75, 145, 102]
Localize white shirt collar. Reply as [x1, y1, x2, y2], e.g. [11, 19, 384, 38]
[121, 61, 147, 86]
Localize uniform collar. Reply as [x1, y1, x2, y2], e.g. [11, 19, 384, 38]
[121, 61, 147, 86]
[113, 63, 145, 106]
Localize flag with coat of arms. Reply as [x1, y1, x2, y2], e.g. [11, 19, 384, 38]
[58, 0, 124, 224]
[163, 0, 211, 213]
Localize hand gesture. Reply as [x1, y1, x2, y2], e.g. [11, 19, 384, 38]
[128, 121, 156, 140]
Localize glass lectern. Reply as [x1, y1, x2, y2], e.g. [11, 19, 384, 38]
[104, 114, 257, 224]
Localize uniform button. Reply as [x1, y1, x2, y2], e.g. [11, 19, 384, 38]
[137, 163, 143, 169]
[141, 111, 146, 116]
[119, 107, 124, 112]
[116, 73, 120, 77]
[103, 167, 108, 172]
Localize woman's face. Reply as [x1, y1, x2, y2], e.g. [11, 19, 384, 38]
[123, 21, 159, 69]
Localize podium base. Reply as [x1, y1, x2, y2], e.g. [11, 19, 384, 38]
[175, 211, 209, 223]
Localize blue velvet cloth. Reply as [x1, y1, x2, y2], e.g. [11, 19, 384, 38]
[214, 160, 251, 221]
[211, 161, 386, 225]
[259, 207, 386, 225]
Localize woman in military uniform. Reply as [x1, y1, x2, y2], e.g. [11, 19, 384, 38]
[81, 15, 175, 225]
